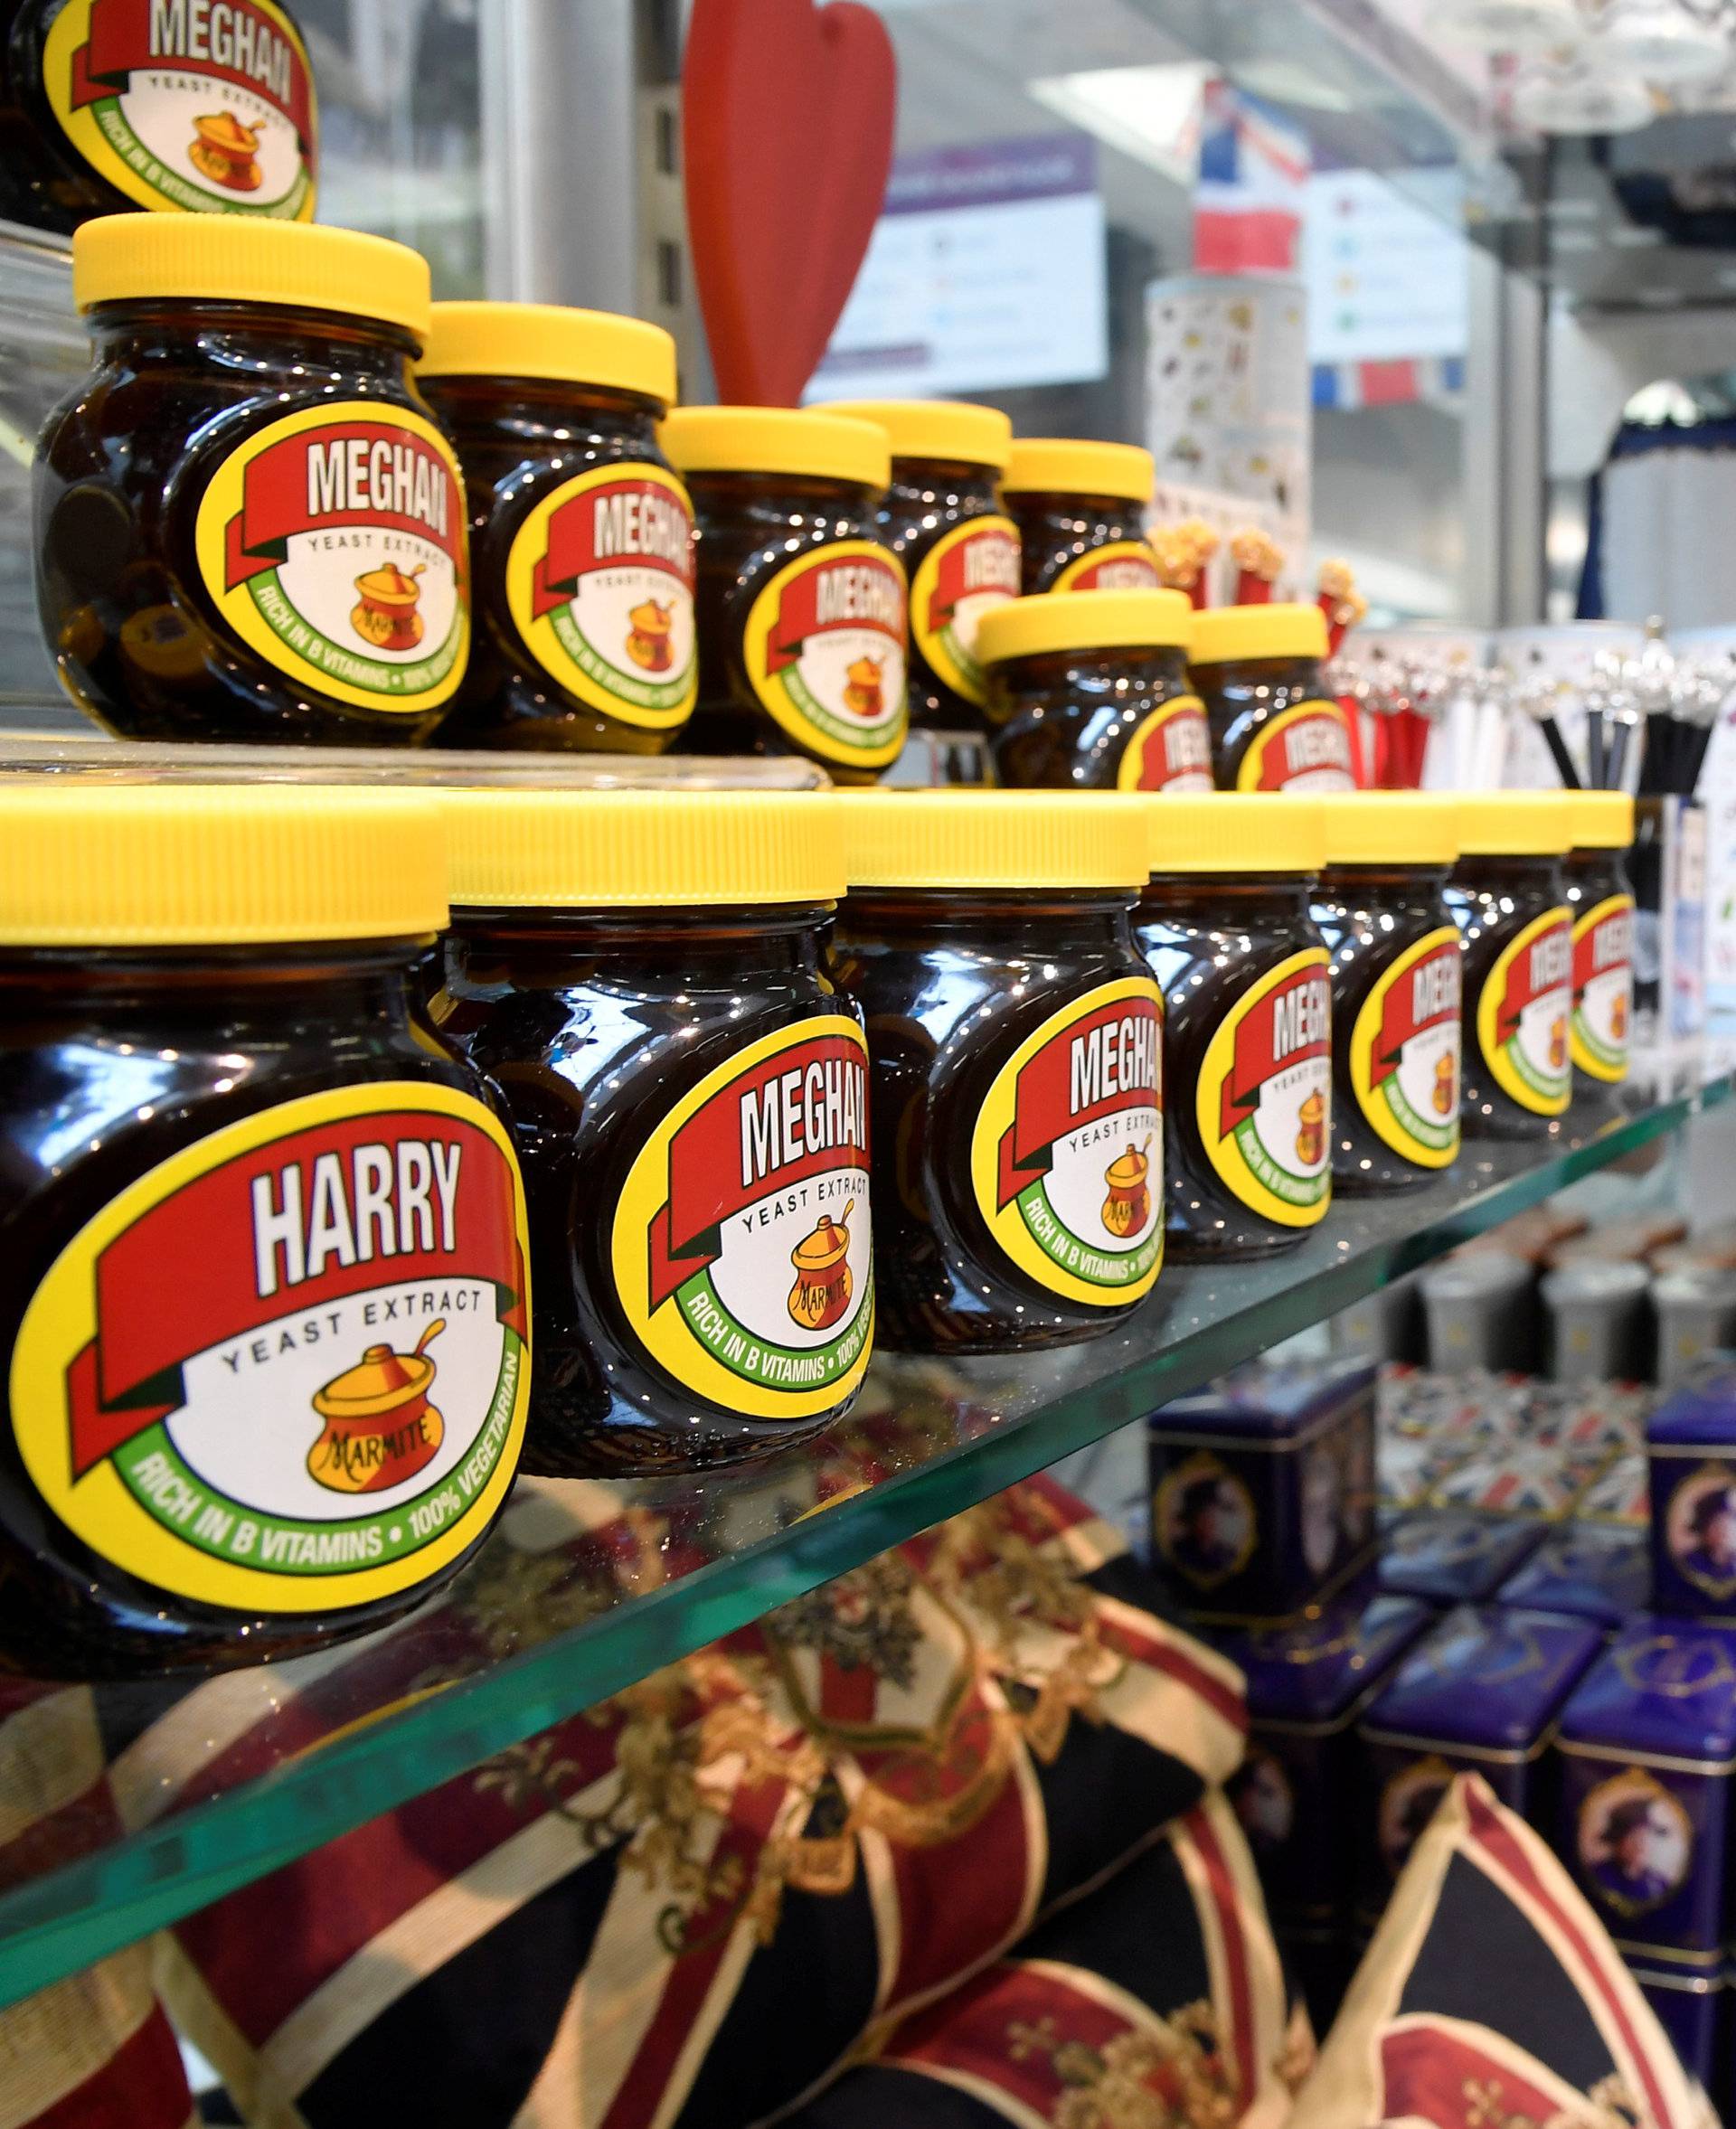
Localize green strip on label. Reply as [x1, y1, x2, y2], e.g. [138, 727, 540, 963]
[679, 1267, 873, 1391]
[1232, 1116, 1328, 1209]
[549, 605, 692, 711]
[251, 572, 464, 698]
[1572, 1010, 1624, 1075]
[1382, 1079, 1458, 1154]
[94, 99, 312, 217]
[779, 665, 893, 756]
[1014, 1180, 1163, 1288]
[1503, 1035, 1569, 1104]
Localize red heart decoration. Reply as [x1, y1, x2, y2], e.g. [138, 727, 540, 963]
[684, 0, 897, 407]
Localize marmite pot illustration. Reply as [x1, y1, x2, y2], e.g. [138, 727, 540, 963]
[1297, 1089, 1326, 1166]
[844, 655, 884, 719]
[189, 111, 264, 192]
[1101, 1140, 1152, 1237]
[352, 561, 427, 651]
[308, 1320, 447, 1494]
[627, 598, 675, 673]
[788, 1202, 854, 1333]
[1433, 1051, 1457, 1116]
[1549, 1014, 1568, 1070]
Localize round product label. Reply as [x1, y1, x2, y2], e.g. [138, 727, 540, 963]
[43, 0, 316, 218]
[968, 979, 1165, 1308]
[1052, 541, 1162, 592]
[1236, 701, 1356, 794]
[1572, 892, 1635, 1083]
[504, 462, 696, 730]
[910, 516, 1021, 706]
[1348, 928, 1463, 1170]
[9, 1083, 530, 1616]
[611, 1018, 874, 1418]
[1476, 908, 1573, 1115]
[1117, 694, 1212, 793]
[742, 540, 908, 768]
[193, 401, 469, 716]
[1195, 951, 1333, 1227]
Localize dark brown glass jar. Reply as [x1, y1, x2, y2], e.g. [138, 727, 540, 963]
[419, 302, 694, 757]
[0, 786, 531, 1681]
[432, 790, 871, 1475]
[38, 214, 467, 746]
[1446, 794, 1574, 1141]
[1136, 796, 1332, 1260]
[1002, 438, 1160, 595]
[661, 407, 908, 784]
[976, 587, 1209, 791]
[830, 793, 1162, 1354]
[1189, 604, 1356, 794]
[0, 0, 318, 235]
[1312, 796, 1463, 1195]
[1566, 791, 1636, 1091]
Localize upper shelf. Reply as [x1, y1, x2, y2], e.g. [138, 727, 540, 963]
[0, 1058, 1728, 2010]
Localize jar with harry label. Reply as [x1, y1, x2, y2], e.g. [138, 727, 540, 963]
[0, 787, 532, 1680]
[431, 790, 872, 1474]
[1136, 795, 1333, 1260]
[418, 302, 695, 755]
[1189, 604, 1356, 795]
[661, 408, 909, 783]
[1001, 438, 1161, 595]
[1565, 790, 1636, 1093]
[830, 792, 1164, 1353]
[38, 215, 468, 746]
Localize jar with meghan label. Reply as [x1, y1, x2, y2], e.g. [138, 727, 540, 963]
[431, 791, 873, 1474]
[1001, 438, 1162, 594]
[976, 587, 1211, 791]
[417, 302, 694, 754]
[1565, 790, 1636, 1094]
[1188, 604, 1356, 795]
[1447, 794, 1575, 1140]
[0, 787, 532, 1680]
[1136, 796, 1334, 1260]
[661, 408, 909, 783]
[1312, 795, 1464, 1194]
[38, 215, 468, 746]
[830, 793, 1164, 1353]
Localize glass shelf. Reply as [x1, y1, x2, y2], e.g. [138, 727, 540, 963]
[0, 1060, 1729, 2008]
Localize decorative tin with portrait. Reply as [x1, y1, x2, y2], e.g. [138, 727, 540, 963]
[1146, 1357, 1377, 1623]
[1647, 1369, 1736, 1620]
[1628, 1962, 1722, 2096]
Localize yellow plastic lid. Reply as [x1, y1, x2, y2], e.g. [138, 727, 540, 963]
[443, 790, 844, 909]
[1187, 603, 1329, 667]
[419, 301, 677, 404]
[72, 215, 432, 344]
[659, 407, 890, 489]
[1146, 795, 1327, 876]
[842, 792, 1149, 890]
[1455, 792, 1574, 858]
[1570, 790, 1637, 851]
[0, 787, 446, 947]
[1321, 794, 1460, 868]
[1001, 438, 1155, 504]
[976, 589, 1194, 666]
[820, 399, 1012, 470]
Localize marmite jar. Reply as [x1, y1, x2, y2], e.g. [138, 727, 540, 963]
[1446, 794, 1574, 1141]
[38, 215, 468, 747]
[1312, 796, 1463, 1195]
[830, 793, 1163, 1353]
[824, 400, 1020, 748]
[0, 786, 532, 1681]
[1002, 438, 1160, 595]
[1188, 605, 1356, 795]
[0, 0, 317, 235]
[1565, 790, 1636, 1091]
[1136, 795, 1333, 1261]
[418, 303, 694, 756]
[976, 588, 1209, 791]
[431, 790, 872, 1474]
[662, 408, 909, 783]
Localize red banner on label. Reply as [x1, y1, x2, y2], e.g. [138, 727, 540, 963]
[926, 526, 1019, 629]
[222, 422, 464, 589]
[1372, 945, 1460, 1088]
[1218, 971, 1330, 1138]
[1250, 709, 1354, 792]
[996, 999, 1160, 1210]
[1497, 920, 1571, 1046]
[1574, 907, 1633, 1003]
[71, 0, 316, 147]
[529, 478, 694, 619]
[65, 1112, 525, 1478]
[765, 556, 904, 675]
[1070, 551, 1161, 591]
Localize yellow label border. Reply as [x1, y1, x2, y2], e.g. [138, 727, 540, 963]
[1234, 699, 1354, 793]
[1348, 926, 1463, 1171]
[1117, 693, 1210, 792]
[910, 513, 1020, 706]
[1195, 948, 1333, 1229]
[1476, 907, 1573, 1116]
[1052, 539, 1161, 592]
[742, 539, 908, 768]
[1571, 892, 1635, 1085]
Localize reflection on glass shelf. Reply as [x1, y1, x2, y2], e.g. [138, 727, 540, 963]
[0, 1060, 1728, 2008]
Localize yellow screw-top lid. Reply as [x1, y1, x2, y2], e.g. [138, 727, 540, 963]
[419, 301, 678, 405]
[0, 787, 446, 947]
[1455, 792, 1574, 858]
[1321, 794, 1460, 868]
[1187, 603, 1329, 667]
[1146, 794, 1327, 876]
[660, 407, 890, 489]
[820, 399, 1013, 471]
[842, 792, 1148, 890]
[1569, 790, 1637, 851]
[1001, 438, 1154, 503]
[443, 790, 845, 909]
[976, 589, 1194, 666]
[72, 215, 432, 344]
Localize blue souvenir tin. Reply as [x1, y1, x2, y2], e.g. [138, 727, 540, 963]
[1147, 1357, 1377, 1622]
[1629, 1961, 1721, 2095]
[1358, 1604, 1602, 1915]
[1496, 1523, 1653, 1630]
[1215, 1582, 1434, 1925]
[1556, 1618, 1736, 1957]
[1648, 1370, 1736, 1621]
[1378, 1509, 1545, 1606]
